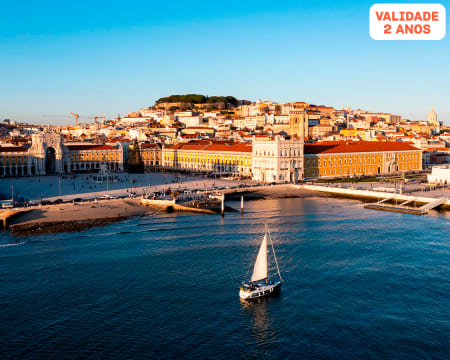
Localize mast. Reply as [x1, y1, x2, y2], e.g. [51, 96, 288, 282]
[266, 223, 283, 282]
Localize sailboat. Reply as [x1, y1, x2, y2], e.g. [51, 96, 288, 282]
[239, 225, 283, 300]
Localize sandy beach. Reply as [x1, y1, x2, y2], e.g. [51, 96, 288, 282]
[8, 198, 154, 236]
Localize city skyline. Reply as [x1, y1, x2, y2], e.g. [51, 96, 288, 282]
[1, 0, 449, 124]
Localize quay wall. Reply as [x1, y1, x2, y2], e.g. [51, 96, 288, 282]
[140, 198, 218, 214]
[140, 198, 175, 209]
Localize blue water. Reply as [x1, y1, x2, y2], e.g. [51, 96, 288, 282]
[0, 198, 449, 359]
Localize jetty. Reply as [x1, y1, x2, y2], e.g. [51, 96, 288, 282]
[301, 184, 449, 215]
[0, 209, 31, 229]
[140, 190, 235, 214]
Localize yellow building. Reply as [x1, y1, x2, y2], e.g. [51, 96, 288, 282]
[0, 146, 29, 177]
[67, 144, 124, 172]
[140, 143, 161, 168]
[411, 124, 433, 137]
[163, 140, 252, 177]
[304, 141, 422, 179]
[340, 128, 370, 141]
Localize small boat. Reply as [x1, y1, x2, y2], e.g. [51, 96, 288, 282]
[239, 224, 283, 300]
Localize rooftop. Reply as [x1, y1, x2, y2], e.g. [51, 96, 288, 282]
[305, 141, 420, 155]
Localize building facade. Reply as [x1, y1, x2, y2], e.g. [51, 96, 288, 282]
[252, 136, 304, 183]
[140, 143, 162, 168]
[162, 141, 253, 177]
[289, 111, 309, 138]
[304, 141, 422, 179]
[0, 132, 125, 177]
[427, 165, 450, 184]
[0, 146, 29, 177]
[67, 144, 124, 173]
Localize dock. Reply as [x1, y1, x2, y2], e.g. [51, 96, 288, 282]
[0, 209, 31, 229]
[301, 184, 449, 215]
[140, 196, 234, 214]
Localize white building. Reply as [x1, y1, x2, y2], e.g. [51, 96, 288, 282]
[427, 164, 450, 184]
[177, 116, 203, 127]
[252, 135, 304, 183]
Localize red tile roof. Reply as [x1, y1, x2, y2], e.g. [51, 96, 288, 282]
[165, 140, 252, 153]
[305, 141, 420, 155]
[66, 144, 117, 151]
[205, 143, 252, 153]
[0, 146, 28, 153]
[140, 143, 160, 149]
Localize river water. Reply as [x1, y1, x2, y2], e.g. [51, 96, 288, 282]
[0, 197, 449, 359]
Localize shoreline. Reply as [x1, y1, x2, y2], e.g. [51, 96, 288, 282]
[4, 183, 448, 236]
[8, 198, 154, 236]
[6, 186, 324, 236]
[11, 216, 132, 236]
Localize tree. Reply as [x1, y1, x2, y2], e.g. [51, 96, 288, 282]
[154, 94, 239, 107]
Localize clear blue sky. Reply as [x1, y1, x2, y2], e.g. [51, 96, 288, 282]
[1, 0, 449, 125]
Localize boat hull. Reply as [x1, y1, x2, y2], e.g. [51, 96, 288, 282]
[239, 282, 281, 301]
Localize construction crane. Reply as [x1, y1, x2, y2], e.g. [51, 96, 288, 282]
[70, 112, 80, 126]
[94, 116, 105, 124]
[93, 116, 105, 143]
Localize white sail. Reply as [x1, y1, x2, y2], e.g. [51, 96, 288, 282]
[251, 234, 268, 282]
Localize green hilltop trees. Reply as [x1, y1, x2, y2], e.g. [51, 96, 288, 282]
[154, 94, 239, 107]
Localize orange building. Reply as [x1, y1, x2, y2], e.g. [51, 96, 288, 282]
[304, 141, 422, 179]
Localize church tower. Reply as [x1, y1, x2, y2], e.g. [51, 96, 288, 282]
[427, 108, 438, 125]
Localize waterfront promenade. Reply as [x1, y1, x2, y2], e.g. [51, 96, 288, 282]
[4, 177, 450, 235]
[0, 173, 200, 202]
[0, 173, 256, 203]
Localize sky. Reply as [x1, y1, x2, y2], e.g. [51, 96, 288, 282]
[1, 0, 449, 125]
